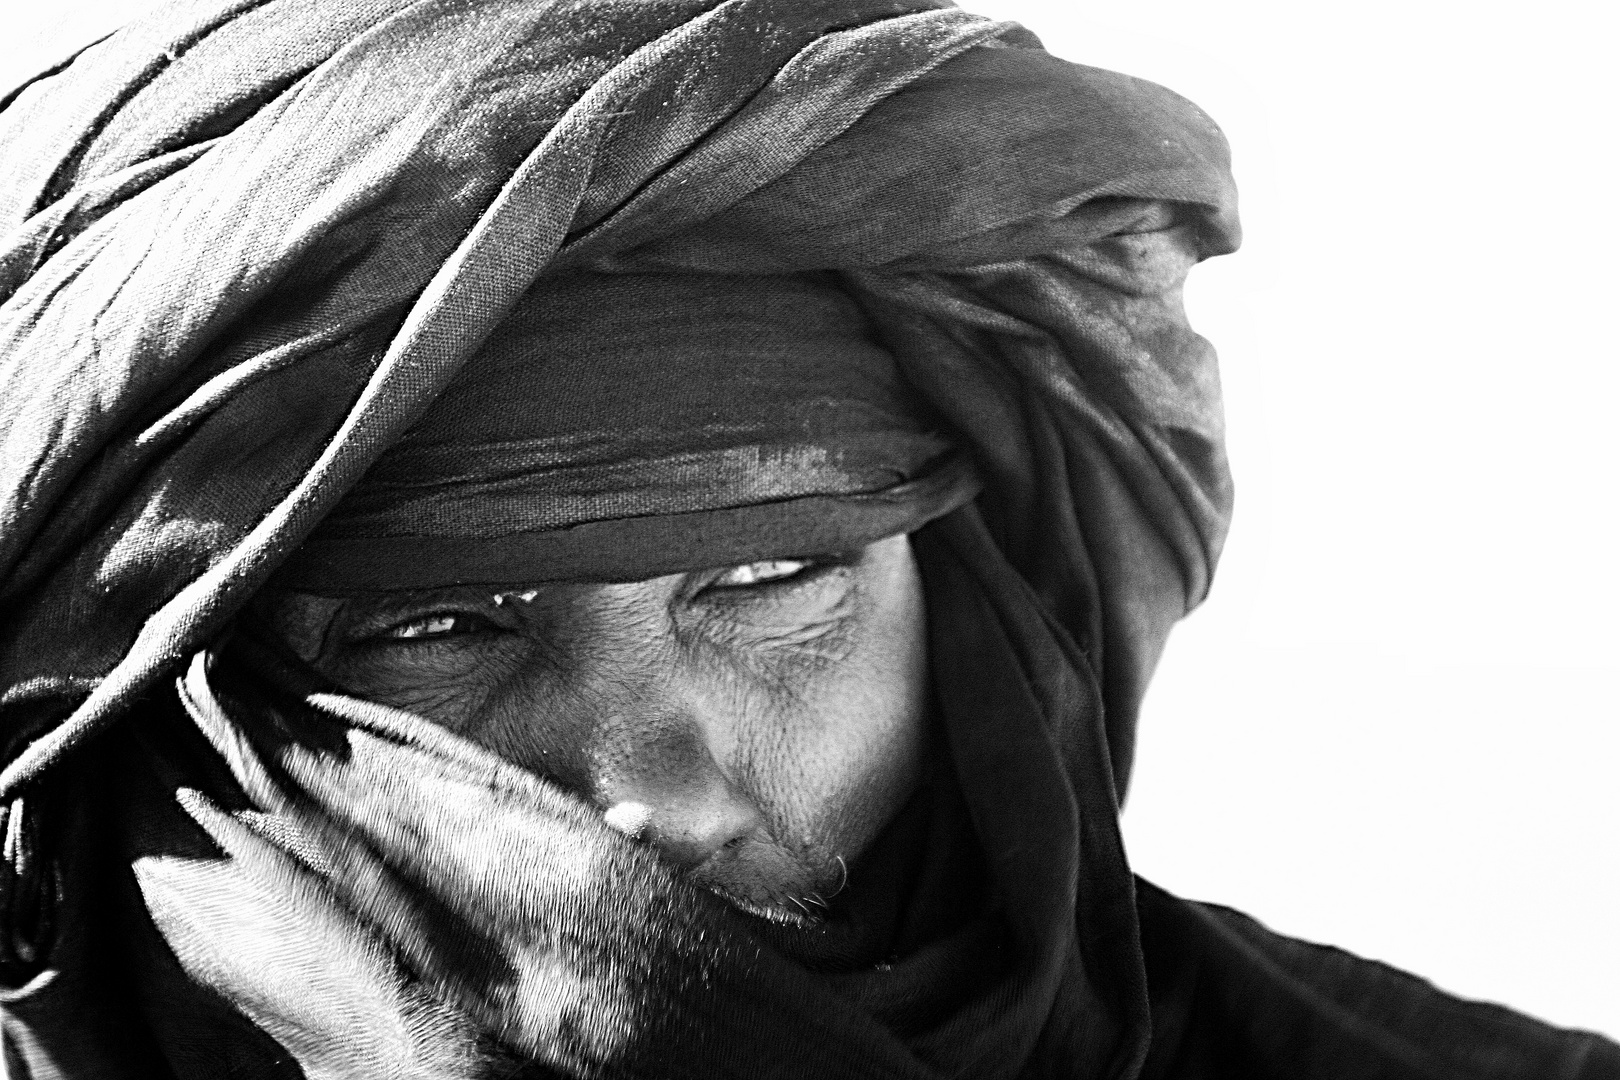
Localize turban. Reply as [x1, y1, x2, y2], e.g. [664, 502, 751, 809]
[0, 0, 1331, 1075]
[280, 271, 980, 589]
[0, 0, 1236, 809]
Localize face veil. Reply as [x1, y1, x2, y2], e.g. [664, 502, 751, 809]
[0, 2, 1241, 1077]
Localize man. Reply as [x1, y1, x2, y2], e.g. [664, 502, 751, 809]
[0, 1, 1614, 1077]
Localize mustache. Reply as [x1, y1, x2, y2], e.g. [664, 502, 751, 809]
[685, 835, 849, 924]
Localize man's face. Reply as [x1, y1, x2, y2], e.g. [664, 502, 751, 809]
[262, 534, 930, 920]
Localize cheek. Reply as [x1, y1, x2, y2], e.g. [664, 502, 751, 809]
[323, 641, 599, 790]
[735, 560, 930, 857]
[460, 664, 608, 796]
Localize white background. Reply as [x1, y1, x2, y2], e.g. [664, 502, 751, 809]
[5, 0, 1618, 1039]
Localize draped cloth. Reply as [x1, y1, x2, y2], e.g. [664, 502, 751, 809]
[2, 1, 1617, 1078]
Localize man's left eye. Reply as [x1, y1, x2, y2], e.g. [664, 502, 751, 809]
[383, 613, 482, 640]
[709, 559, 814, 589]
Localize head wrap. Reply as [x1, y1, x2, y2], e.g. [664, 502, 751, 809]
[0, 0, 1235, 799]
[280, 271, 978, 589]
[0, 1, 1239, 1076]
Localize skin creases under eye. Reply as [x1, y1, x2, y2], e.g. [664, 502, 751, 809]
[259, 534, 931, 921]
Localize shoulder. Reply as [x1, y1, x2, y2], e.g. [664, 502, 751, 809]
[1133, 877, 1620, 1080]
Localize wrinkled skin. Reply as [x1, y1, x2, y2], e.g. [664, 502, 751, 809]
[260, 534, 930, 918]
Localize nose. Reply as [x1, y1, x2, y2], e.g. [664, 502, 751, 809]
[596, 715, 768, 870]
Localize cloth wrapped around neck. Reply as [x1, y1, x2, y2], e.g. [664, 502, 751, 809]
[278, 272, 978, 590]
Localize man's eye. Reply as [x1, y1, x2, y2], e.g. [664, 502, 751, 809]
[382, 613, 483, 640]
[709, 559, 815, 589]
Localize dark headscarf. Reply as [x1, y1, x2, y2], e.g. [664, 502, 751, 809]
[0, 0, 1236, 801]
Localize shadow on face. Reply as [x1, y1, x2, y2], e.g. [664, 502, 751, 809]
[257, 534, 931, 920]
